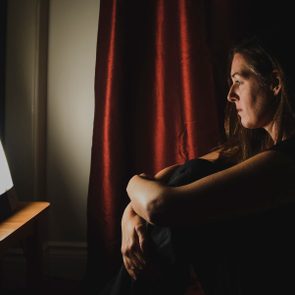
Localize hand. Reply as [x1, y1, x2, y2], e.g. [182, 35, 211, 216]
[121, 204, 148, 280]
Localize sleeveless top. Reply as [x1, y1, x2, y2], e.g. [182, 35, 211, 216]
[271, 134, 295, 158]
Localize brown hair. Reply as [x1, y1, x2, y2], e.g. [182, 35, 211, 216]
[219, 36, 295, 163]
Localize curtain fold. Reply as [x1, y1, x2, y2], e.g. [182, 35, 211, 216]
[87, 0, 234, 289]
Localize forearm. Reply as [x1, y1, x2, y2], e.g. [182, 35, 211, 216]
[127, 175, 170, 224]
[122, 201, 150, 235]
[122, 202, 138, 224]
[126, 163, 179, 223]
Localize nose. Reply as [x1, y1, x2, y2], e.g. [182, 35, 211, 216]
[227, 84, 238, 102]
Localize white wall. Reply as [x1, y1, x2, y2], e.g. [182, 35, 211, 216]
[47, 0, 99, 242]
[5, 0, 100, 277]
[5, 0, 48, 201]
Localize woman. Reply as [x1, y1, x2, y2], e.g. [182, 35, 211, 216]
[103, 36, 295, 294]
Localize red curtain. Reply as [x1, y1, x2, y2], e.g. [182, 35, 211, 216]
[86, 0, 244, 289]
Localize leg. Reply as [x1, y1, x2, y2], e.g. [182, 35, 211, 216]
[99, 225, 191, 295]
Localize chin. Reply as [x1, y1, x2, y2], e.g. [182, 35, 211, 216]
[241, 120, 256, 129]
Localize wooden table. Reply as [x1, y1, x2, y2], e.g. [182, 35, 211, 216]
[0, 201, 50, 290]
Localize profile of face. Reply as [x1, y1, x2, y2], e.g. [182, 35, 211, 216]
[227, 53, 281, 131]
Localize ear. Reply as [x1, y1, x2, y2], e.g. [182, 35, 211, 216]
[271, 70, 282, 96]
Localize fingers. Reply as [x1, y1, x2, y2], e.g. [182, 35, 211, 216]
[121, 237, 146, 280]
[121, 234, 146, 266]
[123, 256, 138, 280]
[134, 248, 146, 266]
[122, 244, 145, 266]
[121, 212, 150, 280]
[122, 249, 144, 280]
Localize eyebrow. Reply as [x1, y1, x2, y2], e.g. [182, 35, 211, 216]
[231, 70, 251, 79]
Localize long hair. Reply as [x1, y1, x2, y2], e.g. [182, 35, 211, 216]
[220, 36, 295, 163]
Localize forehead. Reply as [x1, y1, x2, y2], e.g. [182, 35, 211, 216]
[231, 53, 252, 76]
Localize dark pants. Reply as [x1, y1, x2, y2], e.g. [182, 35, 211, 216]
[99, 225, 192, 295]
[99, 207, 295, 295]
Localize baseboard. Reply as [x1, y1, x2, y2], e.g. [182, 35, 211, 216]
[45, 241, 87, 280]
[0, 241, 87, 287]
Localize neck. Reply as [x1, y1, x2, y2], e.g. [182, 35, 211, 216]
[264, 120, 280, 144]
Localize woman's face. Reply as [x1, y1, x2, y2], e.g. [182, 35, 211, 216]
[227, 53, 277, 130]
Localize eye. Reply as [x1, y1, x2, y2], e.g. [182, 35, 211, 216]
[234, 80, 241, 86]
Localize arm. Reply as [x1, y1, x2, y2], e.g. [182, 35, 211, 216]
[121, 202, 147, 279]
[127, 150, 294, 226]
[121, 162, 181, 279]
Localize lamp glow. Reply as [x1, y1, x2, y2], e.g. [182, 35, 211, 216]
[0, 140, 13, 196]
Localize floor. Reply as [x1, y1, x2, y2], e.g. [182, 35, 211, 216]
[0, 245, 88, 295]
[0, 276, 85, 295]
